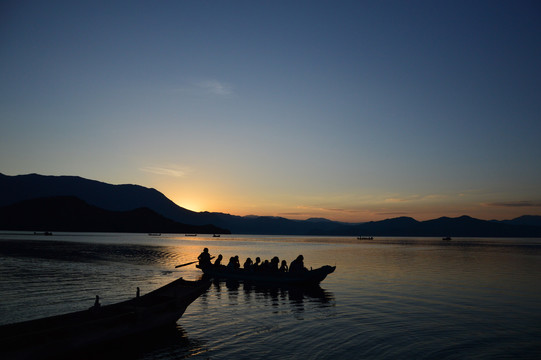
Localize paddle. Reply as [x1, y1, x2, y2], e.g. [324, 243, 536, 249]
[175, 256, 215, 268]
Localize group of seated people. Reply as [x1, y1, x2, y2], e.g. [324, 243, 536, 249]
[198, 248, 308, 273]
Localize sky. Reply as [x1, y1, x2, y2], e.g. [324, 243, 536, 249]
[1, 0, 540, 222]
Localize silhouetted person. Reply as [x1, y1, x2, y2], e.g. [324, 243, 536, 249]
[260, 259, 270, 272]
[270, 256, 280, 272]
[136, 287, 140, 298]
[279, 260, 289, 272]
[94, 295, 101, 308]
[214, 254, 223, 266]
[227, 256, 240, 269]
[253, 257, 261, 271]
[243, 257, 253, 269]
[289, 255, 307, 273]
[198, 248, 212, 268]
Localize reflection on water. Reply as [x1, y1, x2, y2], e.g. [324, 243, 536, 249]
[1, 234, 541, 359]
[216, 279, 335, 315]
[0, 239, 189, 325]
[0, 239, 182, 266]
[69, 324, 205, 360]
[184, 278, 337, 359]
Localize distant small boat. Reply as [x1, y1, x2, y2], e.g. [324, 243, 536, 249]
[213, 234, 221, 237]
[148, 233, 161, 236]
[357, 236, 374, 240]
[442, 237, 452, 241]
[34, 231, 53, 236]
[185, 234, 197, 237]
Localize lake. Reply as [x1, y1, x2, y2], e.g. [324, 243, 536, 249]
[1, 233, 540, 359]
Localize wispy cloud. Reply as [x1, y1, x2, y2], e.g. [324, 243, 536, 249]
[295, 205, 367, 215]
[197, 80, 233, 96]
[170, 79, 235, 97]
[375, 211, 410, 217]
[278, 212, 308, 217]
[282, 205, 376, 221]
[140, 165, 192, 178]
[384, 195, 421, 203]
[483, 201, 541, 208]
[276, 204, 415, 222]
[384, 194, 448, 203]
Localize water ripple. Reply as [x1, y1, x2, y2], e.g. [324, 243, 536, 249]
[1, 236, 541, 359]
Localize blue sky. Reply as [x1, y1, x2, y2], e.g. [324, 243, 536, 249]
[1, 0, 540, 221]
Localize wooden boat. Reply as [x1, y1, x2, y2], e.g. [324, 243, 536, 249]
[197, 264, 336, 286]
[357, 236, 374, 240]
[442, 236, 452, 241]
[0, 277, 211, 359]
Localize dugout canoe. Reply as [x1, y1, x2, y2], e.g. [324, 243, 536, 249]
[0, 277, 211, 360]
[198, 264, 336, 286]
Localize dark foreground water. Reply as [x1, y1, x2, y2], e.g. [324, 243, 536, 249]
[1, 233, 540, 359]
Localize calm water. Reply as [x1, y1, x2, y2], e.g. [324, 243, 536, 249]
[1, 233, 540, 359]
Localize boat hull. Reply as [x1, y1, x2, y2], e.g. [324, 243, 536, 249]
[0, 277, 210, 360]
[198, 265, 336, 286]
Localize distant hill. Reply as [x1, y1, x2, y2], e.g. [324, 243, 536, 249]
[499, 215, 541, 228]
[0, 173, 194, 217]
[0, 196, 230, 234]
[0, 173, 351, 234]
[1, 173, 540, 236]
[325, 215, 541, 237]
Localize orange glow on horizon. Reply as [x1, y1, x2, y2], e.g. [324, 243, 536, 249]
[167, 198, 539, 223]
[160, 187, 539, 223]
[171, 198, 204, 212]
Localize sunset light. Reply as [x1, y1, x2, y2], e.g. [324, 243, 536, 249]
[1, 1, 540, 223]
[1, 2, 540, 358]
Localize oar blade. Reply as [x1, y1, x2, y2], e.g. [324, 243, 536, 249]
[175, 260, 197, 268]
[174, 256, 215, 268]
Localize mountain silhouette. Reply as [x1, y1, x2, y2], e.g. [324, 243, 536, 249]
[0, 196, 229, 234]
[1, 173, 540, 236]
[0, 173, 193, 215]
[500, 215, 541, 228]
